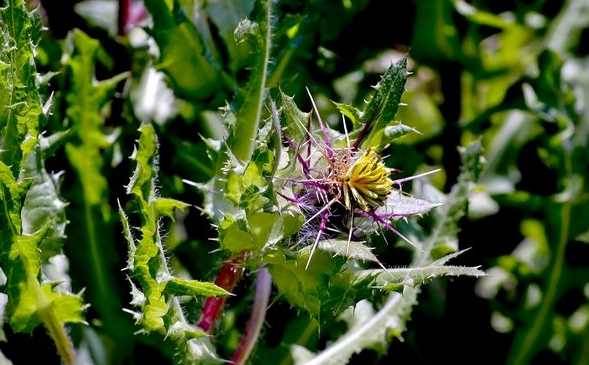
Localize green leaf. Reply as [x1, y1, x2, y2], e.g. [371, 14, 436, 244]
[382, 123, 420, 143]
[154, 198, 190, 219]
[267, 249, 355, 322]
[21, 166, 67, 261]
[43, 288, 86, 326]
[356, 265, 485, 288]
[0, 161, 20, 208]
[248, 212, 281, 247]
[293, 293, 404, 365]
[127, 123, 159, 199]
[205, 0, 255, 72]
[144, 0, 224, 100]
[164, 278, 231, 298]
[310, 240, 379, 263]
[377, 190, 441, 217]
[0, 0, 43, 176]
[333, 102, 362, 127]
[0, 5, 83, 363]
[360, 57, 408, 149]
[122, 123, 219, 362]
[62, 29, 132, 343]
[221, 220, 257, 252]
[8, 228, 85, 332]
[64, 29, 126, 205]
[280, 91, 311, 142]
[117, 200, 136, 271]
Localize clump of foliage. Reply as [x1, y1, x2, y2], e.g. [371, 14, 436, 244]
[119, 123, 229, 363]
[2, 0, 589, 364]
[0, 1, 85, 363]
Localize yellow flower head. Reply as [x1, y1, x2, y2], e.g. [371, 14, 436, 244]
[342, 149, 393, 211]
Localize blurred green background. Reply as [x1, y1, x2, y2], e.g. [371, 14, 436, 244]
[3, 0, 589, 364]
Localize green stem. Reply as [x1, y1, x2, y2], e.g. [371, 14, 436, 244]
[82, 200, 109, 308]
[35, 282, 75, 365]
[507, 201, 571, 365]
[0, 186, 17, 236]
[575, 325, 589, 365]
[229, 0, 272, 163]
[39, 307, 76, 365]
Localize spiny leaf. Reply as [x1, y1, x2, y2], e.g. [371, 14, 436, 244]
[62, 29, 131, 342]
[0, 5, 84, 362]
[293, 293, 403, 365]
[280, 90, 311, 142]
[164, 278, 231, 298]
[333, 102, 362, 128]
[64, 29, 126, 206]
[122, 123, 219, 362]
[382, 123, 420, 143]
[0, 0, 43, 175]
[360, 57, 408, 149]
[312, 240, 379, 263]
[154, 198, 190, 219]
[20, 166, 67, 261]
[127, 122, 158, 199]
[356, 265, 485, 287]
[377, 190, 441, 217]
[117, 200, 136, 271]
[267, 248, 362, 324]
[0, 161, 19, 203]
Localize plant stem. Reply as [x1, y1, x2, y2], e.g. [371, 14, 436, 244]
[35, 283, 75, 365]
[229, 0, 272, 163]
[231, 268, 272, 365]
[575, 324, 589, 365]
[118, 0, 131, 35]
[507, 200, 572, 365]
[197, 253, 245, 332]
[40, 306, 76, 365]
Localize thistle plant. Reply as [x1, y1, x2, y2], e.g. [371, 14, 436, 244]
[0, 0, 500, 363]
[119, 123, 230, 363]
[275, 78, 443, 269]
[0, 1, 84, 363]
[186, 13, 485, 360]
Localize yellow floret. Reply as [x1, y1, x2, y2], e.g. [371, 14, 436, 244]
[343, 149, 393, 211]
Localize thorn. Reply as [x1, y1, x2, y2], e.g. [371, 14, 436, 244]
[342, 113, 350, 149]
[346, 214, 354, 256]
[389, 225, 420, 251]
[392, 169, 441, 184]
[303, 198, 336, 227]
[305, 227, 323, 270]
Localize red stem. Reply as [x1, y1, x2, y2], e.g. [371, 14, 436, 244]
[197, 253, 245, 332]
[117, 0, 131, 35]
[118, 0, 147, 35]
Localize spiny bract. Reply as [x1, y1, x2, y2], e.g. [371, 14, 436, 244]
[276, 89, 439, 269]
